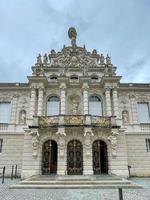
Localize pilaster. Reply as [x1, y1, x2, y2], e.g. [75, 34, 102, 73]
[82, 83, 89, 115]
[29, 87, 36, 118]
[112, 87, 119, 118]
[60, 83, 66, 115]
[105, 87, 112, 116]
[10, 94, 18, 124]
[37, 88, 44, 116]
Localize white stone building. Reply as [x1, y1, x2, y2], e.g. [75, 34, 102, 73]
[0, 27, 150, 179]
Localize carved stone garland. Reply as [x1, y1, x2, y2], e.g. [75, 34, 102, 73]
[107, 129, 119, 157]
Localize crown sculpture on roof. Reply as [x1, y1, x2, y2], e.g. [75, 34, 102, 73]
[32, 27, 116, 77]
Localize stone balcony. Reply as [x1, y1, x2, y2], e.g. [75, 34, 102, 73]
[31, 115, 118, 129]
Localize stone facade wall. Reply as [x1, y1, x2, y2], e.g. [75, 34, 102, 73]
[0, 133, 24, 177]
[126, 134, 150, 176]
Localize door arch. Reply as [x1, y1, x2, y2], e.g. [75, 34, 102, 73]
[67, 140, 83, 175]
[42, 140, 57, 174]
[92, 140, 108, 174]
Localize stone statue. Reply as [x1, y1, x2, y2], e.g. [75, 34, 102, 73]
[68, 27, 77, 47]
[122, 110, 129, 125]
[36, 54, 42, 65]
[100, 54, 105, 64]
[43, 53, 48, 64]
[92, 49, 97, 55]
[19, 110, 26, 124]
[106, 54, 111, 65]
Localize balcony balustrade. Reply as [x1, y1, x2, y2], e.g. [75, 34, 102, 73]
[0, 123, 8, 130]
[37, 115, 112, 128]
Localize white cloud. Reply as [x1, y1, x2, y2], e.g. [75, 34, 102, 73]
[0, 0, 149, 82]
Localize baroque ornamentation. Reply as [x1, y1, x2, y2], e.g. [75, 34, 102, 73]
[64, 116, 84, 125]
[92, 116, 111, 127]
[39, 117, 59, 127]
[107, 130, 119, 157]
[30, 131, 40, 157]
[56, 127, 66, 136]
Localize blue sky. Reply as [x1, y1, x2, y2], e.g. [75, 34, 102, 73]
[0, 0, 150, 83]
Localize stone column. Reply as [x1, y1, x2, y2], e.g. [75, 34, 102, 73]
[10, 95, 18, 124]
[105, 88, 112, 116]
[37, 88, 44, 116]
[82, 83, 89, 115]
[112, 88, 119, 118]
[60, 83, 66, 115]
[29, 87, 36, 118]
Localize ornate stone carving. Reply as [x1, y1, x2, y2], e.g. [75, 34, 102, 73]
[56, 127, 66, 136]
[30, 131, 39, 157]
[92, 116, 111, 127]
[107, 130, 119, 157]
[39, 116, 59, 127]
[84, 127, 94, 137]
[64, 116, 84, 125]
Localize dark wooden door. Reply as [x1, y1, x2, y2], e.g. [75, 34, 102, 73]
[93, 140, 108, 174]
[42, 140, 57, 174]
[67, 140, 83, 175]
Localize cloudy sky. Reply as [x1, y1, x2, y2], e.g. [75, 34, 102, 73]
[0, 0, 150, 83]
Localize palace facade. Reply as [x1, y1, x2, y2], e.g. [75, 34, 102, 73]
[0, 28, 150, 179]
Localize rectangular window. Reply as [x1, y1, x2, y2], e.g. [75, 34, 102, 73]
[137, 102, 150, 123]
[0, 102, 11, 123]
[146, 139, 150, 152]
[0, 139, 3, 153]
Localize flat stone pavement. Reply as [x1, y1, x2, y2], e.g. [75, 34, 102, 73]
[0, 178, 150, 200]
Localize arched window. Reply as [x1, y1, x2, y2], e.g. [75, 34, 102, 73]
[47, 96, 60, 116]
[89, 96, 102, 116]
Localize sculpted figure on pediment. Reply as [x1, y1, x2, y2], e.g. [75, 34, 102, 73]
[100, 54, 105, 64]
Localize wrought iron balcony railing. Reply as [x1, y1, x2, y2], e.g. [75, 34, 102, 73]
[38, 115, 112, 128]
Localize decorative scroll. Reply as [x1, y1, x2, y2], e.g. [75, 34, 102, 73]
[39, 116, 59, 127]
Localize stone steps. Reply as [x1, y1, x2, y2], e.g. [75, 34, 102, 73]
[9, 175, 142, 189]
